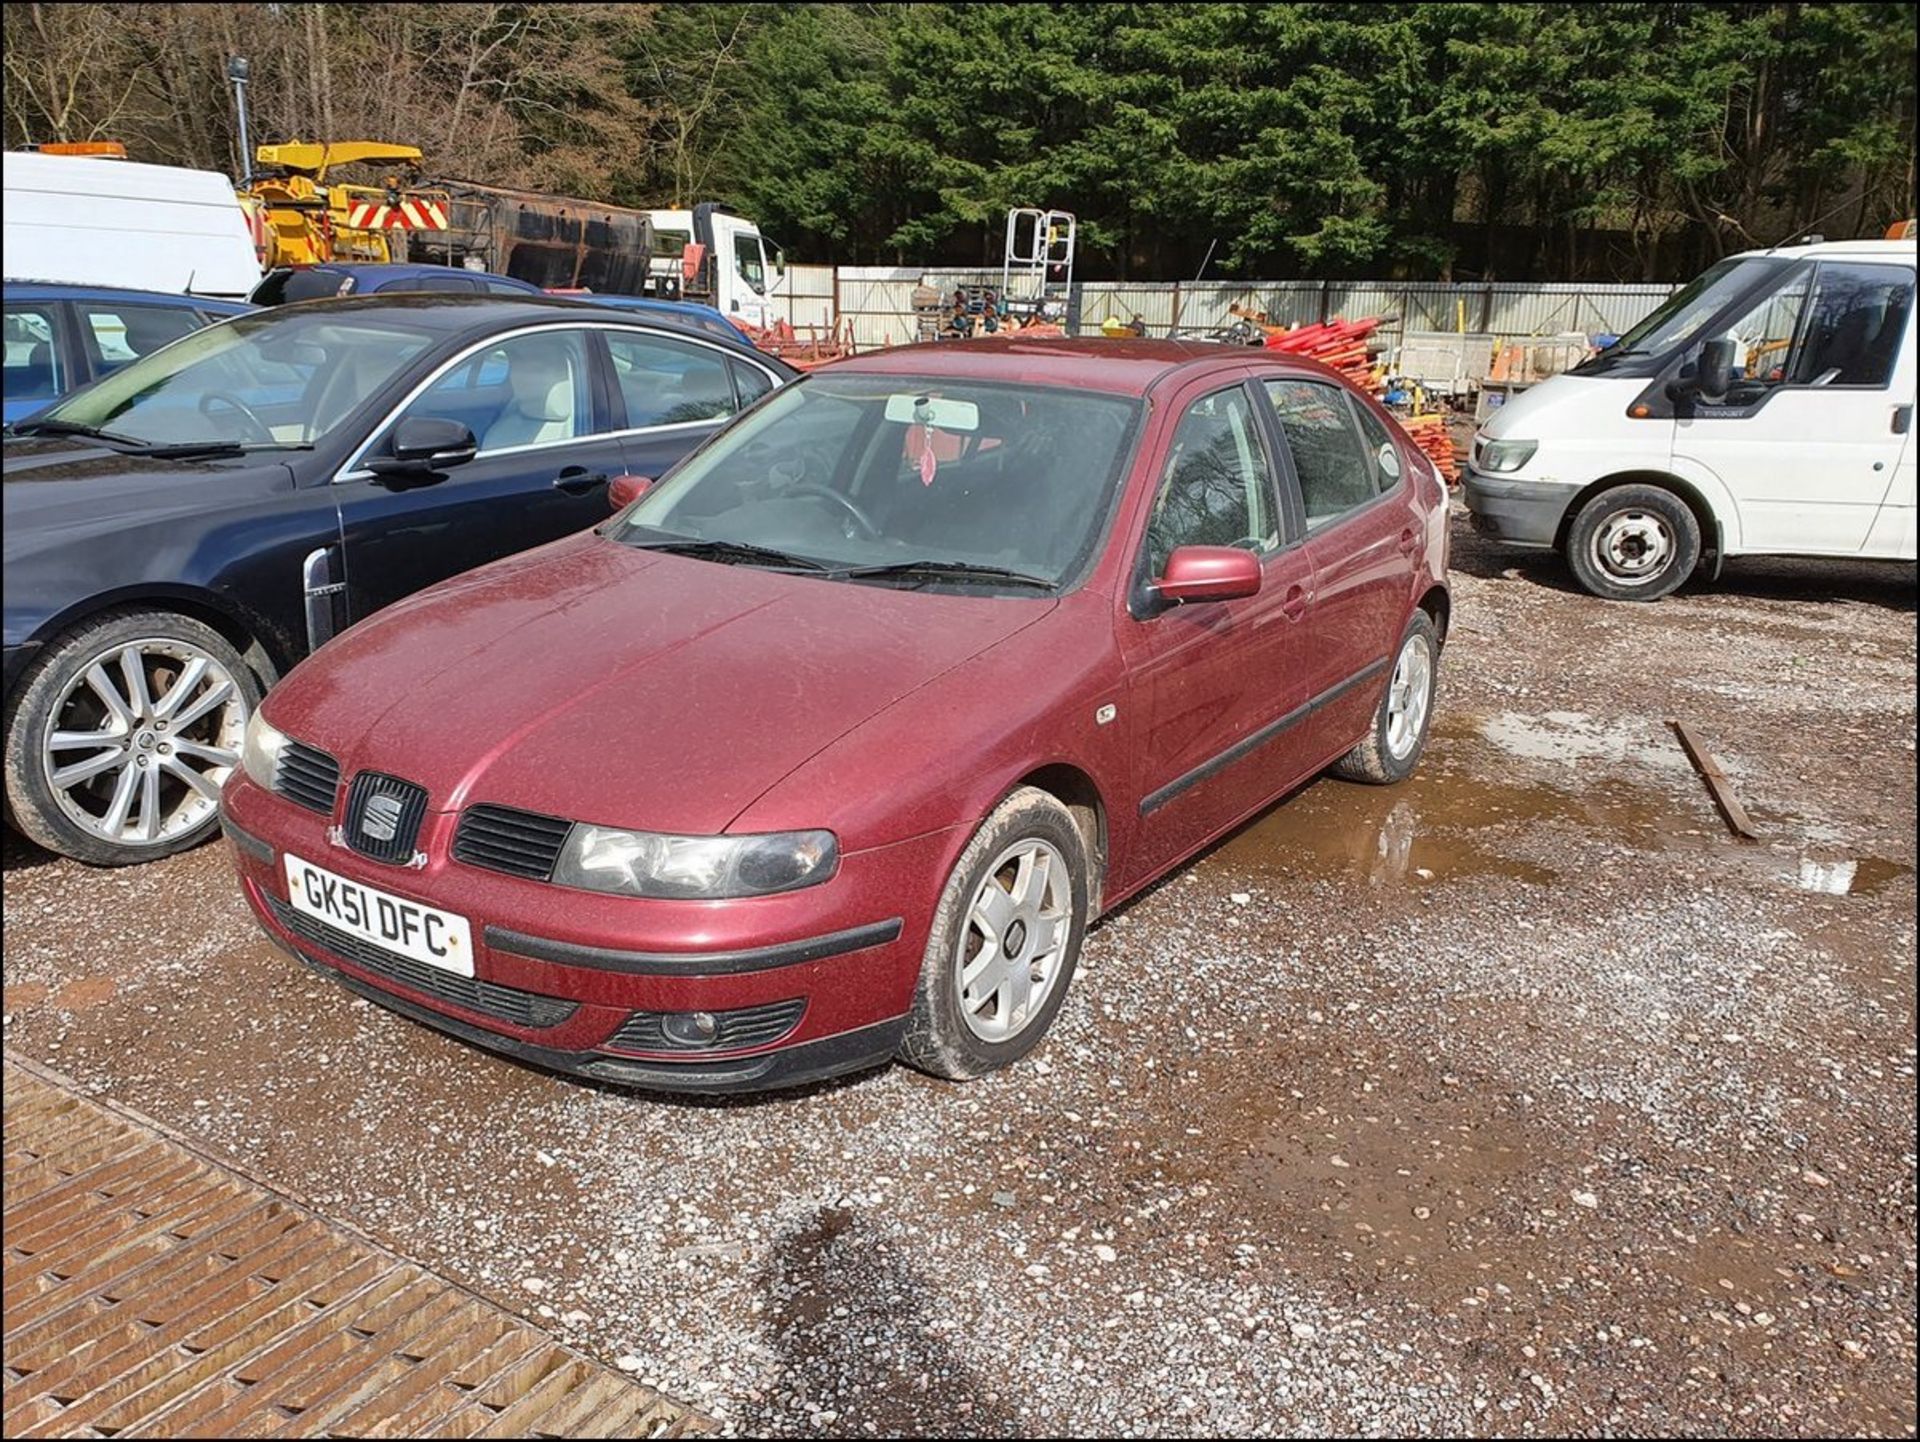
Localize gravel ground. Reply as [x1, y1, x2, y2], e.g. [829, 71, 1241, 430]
[5, 515, 1915, 1437]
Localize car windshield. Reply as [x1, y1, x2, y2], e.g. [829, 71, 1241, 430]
[611, 374, 1142, 590]
[32, 309, 437, 449]
[1573, 257, 1789, 375]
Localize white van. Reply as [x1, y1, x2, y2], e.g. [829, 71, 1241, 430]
[2, 151, 261, 300]
[1464, 238, 1916, 599]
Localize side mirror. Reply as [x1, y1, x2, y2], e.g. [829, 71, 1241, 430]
[1155, 545, 1262, 605]
[1669, 336, 1737, 404]
[608, 474, 653, 511]
[367, 416, 477, 479]
[1696, 336, 1736, 400]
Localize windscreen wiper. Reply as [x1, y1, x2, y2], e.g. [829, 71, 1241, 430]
[630, 537, 831, 571]
[830, 559, 1055, 590]
[9, 419, 149, 447]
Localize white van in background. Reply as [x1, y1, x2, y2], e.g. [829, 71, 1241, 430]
[1465, 237, 1917, 599]
[2, 151, 261, 300]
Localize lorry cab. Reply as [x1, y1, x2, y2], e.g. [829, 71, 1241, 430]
[646, 204, 785, 329]
[1465, 236, 1916, 599]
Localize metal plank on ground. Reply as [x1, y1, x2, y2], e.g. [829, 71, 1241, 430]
[1, 1054, 713, 1438]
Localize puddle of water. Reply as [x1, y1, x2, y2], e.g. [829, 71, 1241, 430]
[1211, 728, 1715, 890]
[1793, 856, 1913, 897]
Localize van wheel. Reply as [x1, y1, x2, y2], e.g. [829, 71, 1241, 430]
[1565, 485, 1700, 601]
[4, 609, 258, 866]
[898, 787, 1090, 1081]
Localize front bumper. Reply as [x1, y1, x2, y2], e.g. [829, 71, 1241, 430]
[222, 779, 949, 1094]
[1461, 471, 1579, 548]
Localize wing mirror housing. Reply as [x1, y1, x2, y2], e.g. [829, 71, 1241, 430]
[1668, 335, 1737, 404]
[366, 416, 477, 480]
[1155, 545, 1262, 604]
[608, 474, 653, 510]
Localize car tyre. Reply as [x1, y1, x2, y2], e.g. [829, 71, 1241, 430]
[1565, 484, 1701, 601]
[4, 609, 258, 866]
[1334, 611, 1440, 786]
[898, 786, 1091, 1081]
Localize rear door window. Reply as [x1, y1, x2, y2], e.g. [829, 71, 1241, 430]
[1349, 397, 1404, 493]
[730, 359, 775, 408]
[1262, 378, 1378, 529]
[605, 330, 736, 428]
[77, 303, 202, 378]
[3, 304, 63, 401]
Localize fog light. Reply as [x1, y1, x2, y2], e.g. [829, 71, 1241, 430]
[661, 1011, 720, 1048]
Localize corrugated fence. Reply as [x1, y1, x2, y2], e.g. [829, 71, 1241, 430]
[767, 268, 1677, 356]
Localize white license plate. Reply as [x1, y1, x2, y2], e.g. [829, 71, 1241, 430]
[284, 853, 474, 978]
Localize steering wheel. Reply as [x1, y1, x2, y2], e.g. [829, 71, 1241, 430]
[789, 483, 880, 540]
[198, 390, 275, 446]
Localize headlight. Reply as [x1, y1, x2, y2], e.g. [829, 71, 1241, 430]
[553, 824, 838, 899]
[1477, 438, 1539, 474]
[241, 711, 289, 790]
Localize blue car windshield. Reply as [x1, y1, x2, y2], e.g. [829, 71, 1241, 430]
[37, 310, 436, 449]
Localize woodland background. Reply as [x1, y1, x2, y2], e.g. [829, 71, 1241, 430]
[4, 2, 1914, 280]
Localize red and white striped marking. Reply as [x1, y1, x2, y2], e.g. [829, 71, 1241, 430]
[344, 198, 448, 231]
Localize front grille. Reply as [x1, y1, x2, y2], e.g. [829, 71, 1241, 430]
[343, 771, 429, 864]
[275, 741, 341, 815]
[453, 804, 573, 881]
[265, 892, 577, 1029]
[608, 998, 806, 1054]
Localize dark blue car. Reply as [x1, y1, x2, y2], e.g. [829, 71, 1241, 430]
[3, 294, 792, 864]
[249, 263, 547, 306]
[3, 282, 253, 426]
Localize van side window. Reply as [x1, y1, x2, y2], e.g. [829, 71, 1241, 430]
[1705, 269, 1812, 405]
[1790, 263, 1915, 388]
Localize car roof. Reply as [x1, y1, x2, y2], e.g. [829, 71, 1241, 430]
[826, 336, 1287, 395]
[2, 279, 252, 310]
[252, 292, 794, 366]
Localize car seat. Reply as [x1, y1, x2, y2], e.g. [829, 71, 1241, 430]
[483, 339, 579, 449]
[14, 341, 58, 399]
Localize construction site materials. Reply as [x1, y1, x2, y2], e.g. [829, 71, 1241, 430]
[1259, 315, 1385, 392]
[732, 316, 855, 369]
[415, 178, 653, 293]
[1398, 412, 1461, 483]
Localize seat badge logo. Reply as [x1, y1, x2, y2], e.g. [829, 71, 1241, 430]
[361, 793, 406, 843]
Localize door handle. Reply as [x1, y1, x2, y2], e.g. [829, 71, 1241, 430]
[1396, 527, 1419, 556]
[552, 468, 608, 495]
[1280, 584, 1310, 622]
[1894, 404, 1913, 436]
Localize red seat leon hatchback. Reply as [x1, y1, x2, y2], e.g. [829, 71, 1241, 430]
[223, 340, 1450, 1093]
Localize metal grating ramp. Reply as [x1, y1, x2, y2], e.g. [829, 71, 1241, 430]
[2, 1053, 711, 1438]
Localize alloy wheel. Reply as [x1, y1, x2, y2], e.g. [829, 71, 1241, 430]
[41, 638, 248, 847]
[953, 838, 1074, 1043]
[1385, 632, 1434, 761]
